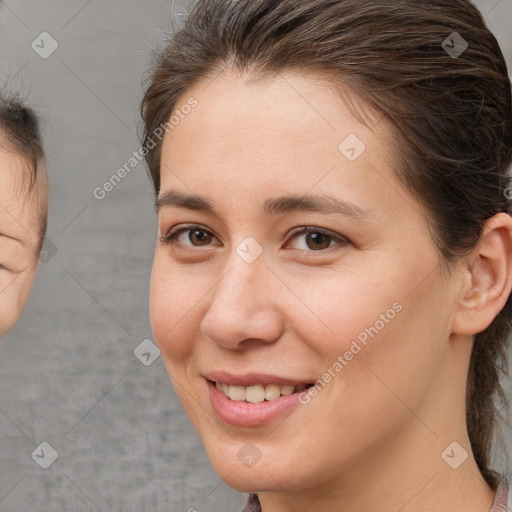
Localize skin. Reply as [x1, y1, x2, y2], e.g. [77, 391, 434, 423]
[0, 149, 44, 336]
[150, 70, 512, 512]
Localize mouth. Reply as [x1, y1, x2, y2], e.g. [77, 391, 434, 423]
[204, 372, 317, 426]
[209, 380, 314, 403]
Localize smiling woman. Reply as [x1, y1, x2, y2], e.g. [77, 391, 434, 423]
[140, 1, 512, 511]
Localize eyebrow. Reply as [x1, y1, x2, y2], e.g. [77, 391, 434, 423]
[155, 189, 371, 220]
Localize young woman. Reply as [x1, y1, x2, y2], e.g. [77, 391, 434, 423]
[140, 1, 512, 510]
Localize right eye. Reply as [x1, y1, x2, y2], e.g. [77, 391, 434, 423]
[160, 224, 221, 249]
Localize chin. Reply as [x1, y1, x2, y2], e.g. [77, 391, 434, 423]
[210, 459, 289, 493]
[201, 439, 304, 494]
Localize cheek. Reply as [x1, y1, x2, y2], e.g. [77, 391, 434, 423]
[289, 269, 403, 358]
[149, 256, 204, 363]
[294, 266, 449, 405]
[316, 275, 449, 426]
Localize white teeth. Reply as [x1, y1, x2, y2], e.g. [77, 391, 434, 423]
[228, 385, 246, 401]
[215, 381, 307, 402]
[280, 385, 295, 395]
[245, 385, 265, 403]
[264, 384, 281, 401]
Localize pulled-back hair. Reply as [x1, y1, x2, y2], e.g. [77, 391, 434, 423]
[141, 0, 512, 488]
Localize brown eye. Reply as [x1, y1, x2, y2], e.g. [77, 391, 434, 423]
[161, 225, 219, 248]
[304, 232, 332, 250]
[188, 229, 213, 246]
[286, 227, 349, 252]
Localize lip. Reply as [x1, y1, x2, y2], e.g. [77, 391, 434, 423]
[205, 372, 313, 427]
[205, 371, 313, 387]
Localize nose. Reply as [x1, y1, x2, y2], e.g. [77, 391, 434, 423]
[199, 250, 284, 350]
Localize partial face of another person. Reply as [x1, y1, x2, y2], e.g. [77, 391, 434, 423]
[150, 70, 469, 493]
[0, 149, 43, 336]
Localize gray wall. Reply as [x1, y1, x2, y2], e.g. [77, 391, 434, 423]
[0, 1, 510, 511]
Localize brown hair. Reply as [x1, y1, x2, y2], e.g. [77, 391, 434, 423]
[141, 0, 512, 488]
[0, 96, 48, 250]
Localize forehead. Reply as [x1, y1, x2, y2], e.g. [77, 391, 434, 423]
[159, 70, 409, 221]
[0, 148, 41, 248]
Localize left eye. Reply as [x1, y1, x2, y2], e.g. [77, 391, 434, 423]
[286, 227, 347, 251]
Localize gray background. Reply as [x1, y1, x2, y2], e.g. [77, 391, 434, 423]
[0, 1, 510, 511]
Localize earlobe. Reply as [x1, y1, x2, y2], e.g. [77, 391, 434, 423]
[452, 213, 512, 336]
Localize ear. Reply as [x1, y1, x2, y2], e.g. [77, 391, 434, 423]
[452, 213, 512, 336]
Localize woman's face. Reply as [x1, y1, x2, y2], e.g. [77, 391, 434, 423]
[150, 70, 465, 494]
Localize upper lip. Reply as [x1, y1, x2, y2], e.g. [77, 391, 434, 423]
[204, 371, 314, 387]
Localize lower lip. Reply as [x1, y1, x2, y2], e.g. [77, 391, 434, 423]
[207, 380, 304, 427]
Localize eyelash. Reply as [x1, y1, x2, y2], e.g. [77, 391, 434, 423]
[160, 224, 349, 253]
